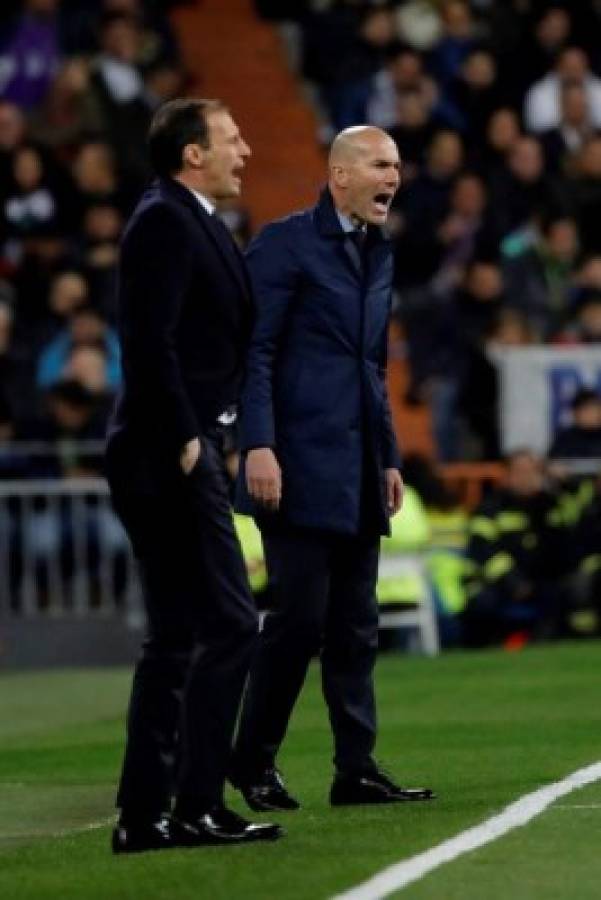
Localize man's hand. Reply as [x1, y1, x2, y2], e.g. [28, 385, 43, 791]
[180, 437, 201, 475]
[385, 468, 404, 516]
[246, 447, 282, 510]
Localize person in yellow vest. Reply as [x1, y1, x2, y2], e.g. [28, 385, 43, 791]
[547, 464, 601, 635]
[225, 441, 269, 607]
[378, 454, 469, 647]
[463, 449, 569, 647]
[234, 513, 268, 603]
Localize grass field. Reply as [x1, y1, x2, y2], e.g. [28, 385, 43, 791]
[1, 643, 601, 899]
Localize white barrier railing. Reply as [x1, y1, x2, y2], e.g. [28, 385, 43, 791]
[0, 478, 141, 620]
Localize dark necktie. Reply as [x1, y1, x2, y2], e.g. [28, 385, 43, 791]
[348, 228, 367, 270]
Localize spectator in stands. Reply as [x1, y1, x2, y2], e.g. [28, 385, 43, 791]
[489, 135, 560, 239]
[0, 100, 26, 185]
[459, 308, 534, 461]
[430, 172, 497, 294]
[26, 378, 108, 476]
[82, 11, 152, 183]
[540, 80, 596, 176]
[553, 292, 601, 345]
[3, 144, 66, 241]
[569, 136, 601, 255]
[29, 267, 88, 349]
[475, 107, 521, 178]
[102, 0, 181, 70]
[143, 59, 187, 111]
[441, 260, 506, 459]
[80, 202, 122, 263]
[64, 343, 114, 400]
[572, 253, 601, 294]
[503, 214, 580, 339]
[463, 449, 568, 646]
[395, 0, 443, 53]
[28, 58, 91, 159]
[428, 0, 478, 91]
[403, 259, 505, 462]
[386, 90, 437, 180]
[36, 304, 120, 391]
[522, 6, 572, 87]
[446, 49, 503, 143]
[367, 48, 438, 130]
[0, 0, 62, 110]
[549, 388, 601, 460]
[70, 139, 137, 227]
[524, 46, 601, 133]
[394, 129, 464, 287]
[455, 259, 506, 346]
[303, 4, 395, 131]
[77, 202, 122, 314]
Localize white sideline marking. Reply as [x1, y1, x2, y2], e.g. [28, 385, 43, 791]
[333, 761, 601, 900]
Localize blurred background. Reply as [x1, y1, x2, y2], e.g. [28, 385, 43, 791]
[0, 0, 600, 665]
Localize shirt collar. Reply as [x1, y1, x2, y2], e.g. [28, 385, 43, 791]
[335, 209, 366, 234]
[190, 188, 215, 216]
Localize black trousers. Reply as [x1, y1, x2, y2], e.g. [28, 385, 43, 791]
[233, 526, 380, 778]
[106, 430, 258, 819]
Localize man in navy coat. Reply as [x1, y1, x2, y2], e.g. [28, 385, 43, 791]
[106, 99, 282, 852]
[231, 127, 435, 809]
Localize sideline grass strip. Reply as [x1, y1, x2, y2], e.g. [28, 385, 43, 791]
[1, 644, 600, 900]
[334, 760, 601, 899]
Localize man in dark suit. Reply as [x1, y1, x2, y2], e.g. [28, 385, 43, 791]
[231, 127, 435, 810]
[106, 99, 282, 853]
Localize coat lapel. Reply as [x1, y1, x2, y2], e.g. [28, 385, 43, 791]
[159, 178, 252, 304]
[200, 210, 253, 303]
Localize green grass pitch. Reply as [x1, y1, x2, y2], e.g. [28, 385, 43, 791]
[1, 643, 601, 899]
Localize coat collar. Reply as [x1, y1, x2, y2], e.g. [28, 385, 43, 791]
[313, 187, 391, 244]
[158, 175, 206, 218]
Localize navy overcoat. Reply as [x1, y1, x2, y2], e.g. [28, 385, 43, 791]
[236, 189, 402, 536]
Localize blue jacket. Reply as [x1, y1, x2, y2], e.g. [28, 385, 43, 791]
[236, 189, 402, 536]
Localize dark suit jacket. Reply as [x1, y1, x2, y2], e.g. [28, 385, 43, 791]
[236, 188, 402, 536]
[108, 177, 253, 455]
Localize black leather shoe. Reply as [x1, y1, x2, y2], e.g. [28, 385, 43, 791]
[232, 768, 300, 812]
[171, 804, 284, 845]
[112, 816, 173, 854]
[330, 769, 436, 806]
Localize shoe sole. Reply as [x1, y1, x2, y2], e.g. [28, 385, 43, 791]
[331, 793, 437, 806]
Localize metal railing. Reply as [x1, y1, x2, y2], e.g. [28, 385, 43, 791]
[0, 477, 142, 623]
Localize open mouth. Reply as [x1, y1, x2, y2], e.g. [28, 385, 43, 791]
[372, 193, 393, 215]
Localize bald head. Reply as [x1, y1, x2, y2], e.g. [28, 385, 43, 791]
[329, 126, 395, 168]
[328, 126, 401, 226]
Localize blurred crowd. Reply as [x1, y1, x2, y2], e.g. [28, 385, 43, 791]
[258, 0, 601, 462]
[2, 0, 600, 647]
[3, 0, 601, 474]
[0, 0, 192, 477]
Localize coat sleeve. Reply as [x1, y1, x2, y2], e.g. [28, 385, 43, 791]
[239, 222, 300, 451]
[378, 298, 403, 470]
[119, 202, 199, 450]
